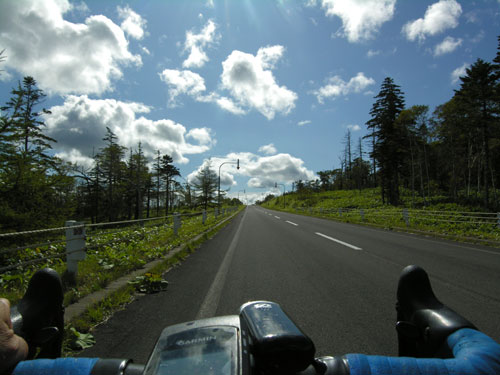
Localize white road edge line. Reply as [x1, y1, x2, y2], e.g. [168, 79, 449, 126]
[286, 221, 298, 226]
[196, 209, 247, 319]
[315, 232, 362, 251]
[274, 216, 280, 219]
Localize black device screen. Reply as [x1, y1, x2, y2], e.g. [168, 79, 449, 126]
[145, 326, 238, 375]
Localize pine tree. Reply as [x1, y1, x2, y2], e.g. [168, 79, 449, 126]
[366, 77, 406, 205]
[454, 59, 498, 208]
[0, 77, 73, 230]
[160, 154, 180, 216]
[97, 127, 127, 221]
[192, 163, 218, 210]
[1, 77, 55, 166]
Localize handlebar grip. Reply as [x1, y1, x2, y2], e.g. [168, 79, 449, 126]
[346, 329, 500, 375]
[13, 358, 145, 375]
[13, 358, 99, 375]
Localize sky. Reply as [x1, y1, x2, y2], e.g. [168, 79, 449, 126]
[0, 0, 499, 204]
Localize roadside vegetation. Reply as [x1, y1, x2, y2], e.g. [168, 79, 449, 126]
[0, 206, 243, 307]
[260, 188, 499, 245]
[260, 37, 500, 245]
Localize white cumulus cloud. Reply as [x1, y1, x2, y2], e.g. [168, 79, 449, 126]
[214, 96, 246, 115]
[182, 19, 220, 69]
[220, 46, 298, 120]
[347, 124, 361, 131]
[187, 152, 315, 189]
[434, 36, 462, 56]
[159, 69, 207, 106]
[258, 144, 277, 155]
[0, 0, 141, 95]
[117, 5, 147, 40]
[44, 95, 215, 168]
[317, 0, 396, 42]
[402, 0, 462, 42]
[298, 120, 312, 126]
[158, 46, 296, 120]
[313, 72, 375, 104]
[451, 63, 469, 85]
[158, 69, 247, 114]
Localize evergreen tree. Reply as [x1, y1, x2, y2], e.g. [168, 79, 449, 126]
[192, 163, 218, 210]
[1, 77, 56, 165]
[153, 150, 162, 216]
[366, 77, 406, 205]
[97, 127, 127, 221]
[0, 77, 73, 230]
[454, 59, 498, 208]
[130, 143, 149, 219]
[160, 154, 180, 216]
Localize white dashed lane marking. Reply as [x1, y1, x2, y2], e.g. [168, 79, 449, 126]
[315, 232, 362, 251]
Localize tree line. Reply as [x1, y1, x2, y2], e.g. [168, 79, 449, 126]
[0, 74, 237, 232]
[296, 36, 500, 210]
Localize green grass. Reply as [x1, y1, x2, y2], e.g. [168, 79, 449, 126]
[262, 189, 500, 245]
[62, 209, 238, 355]
[0, 206, 244, 306]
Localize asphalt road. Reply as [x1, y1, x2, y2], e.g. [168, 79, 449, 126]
[80, 205, 500, 364]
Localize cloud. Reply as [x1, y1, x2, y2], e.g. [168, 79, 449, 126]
[367, 49, 381, 58]
[220, 46, 298, 119]
[187, 152, 315, 189]
[451, 62, 469, 85]
[44, 95, 215, 168]
[316, 0, 396, 42]
[434, 36, 462, 56]
[214, 96, 246, 115]
[158, 68, 247, 114]
[258, 143, 277, 155]
[298, 120, 311, 126]
[159, 46, 296, 120]
[159, 69, 207, 106]
[402, 0, 462, 42]
[182, 19, 220, 68]
[187, 127, 215, 147]
[347, 124, 361, 131]
[117, 5, 147, 40]
[0, 0, 141, 95]
[313, 72, 375, 103]
[245, 153, 316, 188]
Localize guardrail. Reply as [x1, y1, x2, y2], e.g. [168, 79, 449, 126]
[0, 207, 239, 278]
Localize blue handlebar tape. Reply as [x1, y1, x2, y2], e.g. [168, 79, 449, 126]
[346, 328, 500, 375]
[13, 358, 99, 375]
[11, 329, 500, 375]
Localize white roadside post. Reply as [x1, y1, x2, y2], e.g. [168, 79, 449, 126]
[65, 220, 86, 283]
[174, 214, 181, 236]
[403, 209, 410, 227]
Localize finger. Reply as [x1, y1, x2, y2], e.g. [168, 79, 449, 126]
[0, 298, 12, 329]
[0, 335, 28, 373]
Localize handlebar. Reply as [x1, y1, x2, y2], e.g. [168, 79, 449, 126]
[9, 266, 500, 375]
[12, 329, 500, 375]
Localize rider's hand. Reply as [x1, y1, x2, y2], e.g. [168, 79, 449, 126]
[0, 298, 28, 374]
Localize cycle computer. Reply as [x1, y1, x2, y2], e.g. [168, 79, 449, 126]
[143, 316, 242, 375]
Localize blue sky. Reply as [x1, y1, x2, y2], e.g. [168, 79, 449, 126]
[1, 0, 499, 203]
